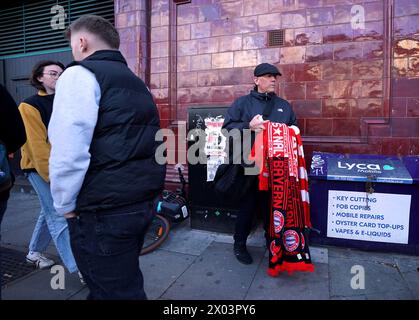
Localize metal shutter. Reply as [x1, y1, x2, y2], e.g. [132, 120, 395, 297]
[0, 0, 114, 58]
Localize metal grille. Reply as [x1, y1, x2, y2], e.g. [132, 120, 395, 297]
[0, 0, 115, 58]
[1, 247, 36, 286]
[268, 29, 285, 47]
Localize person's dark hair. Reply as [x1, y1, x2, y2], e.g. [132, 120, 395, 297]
[30, 60, 65, 91]
[65, 15, 120, 49]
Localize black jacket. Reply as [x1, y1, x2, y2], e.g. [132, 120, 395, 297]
[0, 84, 26, 200]
[68, 50, 166, 213]
[222, 90, 297, 165]
[223, 90, 297, 131]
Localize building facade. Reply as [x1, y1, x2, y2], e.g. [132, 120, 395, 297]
[114, 0, 418, 176]
[1, 0, 418, 180]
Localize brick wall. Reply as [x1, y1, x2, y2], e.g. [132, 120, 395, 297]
[115, 0, 148, 80]
[389, 0, 419, 155]
[116, 0, 419, 162]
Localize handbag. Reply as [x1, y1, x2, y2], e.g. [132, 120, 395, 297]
[212, 163, 256, 202]
[0, 140, 12, 193]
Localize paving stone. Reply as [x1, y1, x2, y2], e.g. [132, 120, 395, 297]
[141, 249, 197, 300]
[246, 259, 329, 300]
[162, 242, 264, 300]
[2, 268, 84, 300]
[329, 256, 409, 298]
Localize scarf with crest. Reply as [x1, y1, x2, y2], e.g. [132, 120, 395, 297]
[250, 122, 314, 276]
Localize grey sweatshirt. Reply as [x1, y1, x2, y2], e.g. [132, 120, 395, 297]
[48, 65, 101, 215]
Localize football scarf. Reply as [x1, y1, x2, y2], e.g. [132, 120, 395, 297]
[251, 122, 314, 276]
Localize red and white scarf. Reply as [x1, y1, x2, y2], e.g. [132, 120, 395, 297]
[251, 122, 314, 276]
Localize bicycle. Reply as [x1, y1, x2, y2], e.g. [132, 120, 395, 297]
[140, 164, 188, 255]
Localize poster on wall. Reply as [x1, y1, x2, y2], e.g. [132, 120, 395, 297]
[203, 116, 226, 182]
[327, 190, 411, 244]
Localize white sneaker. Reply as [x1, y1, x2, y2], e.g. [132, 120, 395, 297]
[26, 251, 55, 269]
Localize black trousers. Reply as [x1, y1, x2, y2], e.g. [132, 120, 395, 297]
[67, 200, 154, 300]
[234, 180, 270, 244]
[0, 199, 7, 300]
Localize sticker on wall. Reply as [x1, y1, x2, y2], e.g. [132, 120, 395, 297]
[204, 115, 226, 182]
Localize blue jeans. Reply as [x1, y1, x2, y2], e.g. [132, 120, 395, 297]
[27, 172, 78, 273]
[67, 201, 155, 300]
[0, 199, 7, 300]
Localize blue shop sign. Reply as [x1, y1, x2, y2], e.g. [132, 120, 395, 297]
[310, 152, 416, 185]
[327, 158, 412, 184]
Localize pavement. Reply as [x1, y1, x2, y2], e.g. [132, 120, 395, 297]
[1, 179, 419, 300]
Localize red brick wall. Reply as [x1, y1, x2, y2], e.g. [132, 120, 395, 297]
[390, 0, 419, 155]
[149, 0, 171, 128]
[115, 0, 149, 80]
[116, 0, 419, 163]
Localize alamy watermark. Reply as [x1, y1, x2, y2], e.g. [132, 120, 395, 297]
[50, 265, 65, 290]
[50, 5, 67, 30]
[351, 5, 366, 30]
[154, 125, 263, 176]
[350, 265, 365, 290]
[47, 3, 365, 31]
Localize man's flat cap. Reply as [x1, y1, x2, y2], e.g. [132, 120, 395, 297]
[254, 63, 282, 77]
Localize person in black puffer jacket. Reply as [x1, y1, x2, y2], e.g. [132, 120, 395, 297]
[48, 15, 166, 300]
[0, 84, 26, 217]
[0, 84, 26, 299]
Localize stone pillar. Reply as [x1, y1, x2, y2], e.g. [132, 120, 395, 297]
[149, 0, 171, 128]
[115, 0, 148, 80]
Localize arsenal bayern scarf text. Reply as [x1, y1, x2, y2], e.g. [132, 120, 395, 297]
[251, 122, 314, 276]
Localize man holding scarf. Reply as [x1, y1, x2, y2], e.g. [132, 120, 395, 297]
[222, 63, 297, 265]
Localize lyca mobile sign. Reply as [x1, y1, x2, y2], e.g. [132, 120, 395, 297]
[337, 161, 394, 172]
[327, 158, 413, 184]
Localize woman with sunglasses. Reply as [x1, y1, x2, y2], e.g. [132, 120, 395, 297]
[18, 61, 79, 275]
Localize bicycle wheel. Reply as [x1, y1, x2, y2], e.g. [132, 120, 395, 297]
[140, 214, 170, 255]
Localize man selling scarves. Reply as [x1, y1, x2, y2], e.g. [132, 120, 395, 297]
[251, 122, 314, 276]
[222, 63, 299, 266]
